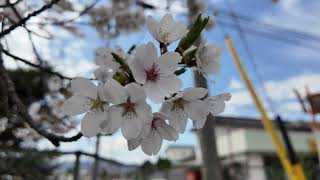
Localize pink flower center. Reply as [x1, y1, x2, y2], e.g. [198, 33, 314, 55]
[151, 119, 157, 130]
[145, 63, 160, 82]
[122, 98, 136, 116]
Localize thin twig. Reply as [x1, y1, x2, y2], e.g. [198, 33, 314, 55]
[0, 0, 62, 38]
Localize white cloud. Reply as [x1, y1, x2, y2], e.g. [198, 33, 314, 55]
[259, 0, 320, 61]
[224, 73, 320, 116]
[98, 134, 157, 164]
[264, 72, 320, 101]
[229, 79, 243, 90]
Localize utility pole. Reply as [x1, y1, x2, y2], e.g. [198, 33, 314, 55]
[92, 134, 101, 180]
[186, 0, 223, 180]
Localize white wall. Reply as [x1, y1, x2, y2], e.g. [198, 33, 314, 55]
[246, 154, 267, 180]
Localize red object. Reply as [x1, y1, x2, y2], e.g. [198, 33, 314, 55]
[186, 169, 202, 180]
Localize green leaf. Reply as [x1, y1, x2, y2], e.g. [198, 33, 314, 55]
[176, 14, 209, 54]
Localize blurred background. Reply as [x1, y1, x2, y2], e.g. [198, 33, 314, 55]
[1, 0, 320, 179]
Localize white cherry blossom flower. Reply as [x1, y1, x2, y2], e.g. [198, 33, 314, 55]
[129, 42, 182, 103]
[193, 93, 231, 129]
[147, 14, 187, 44]
[95, 47, 121, 71]
[128, 112, 179, 156]
[102, 79, 153, 139]
[94, 67, 115, 83]
[160, 87, 210, 133]
[195, 41, 221, 76]
[61, 77, 109, 137]
[28, 101, 43, 121]
[47, 76, 62, 92]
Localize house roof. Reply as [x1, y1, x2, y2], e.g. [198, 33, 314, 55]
[211, 116, 312, 132]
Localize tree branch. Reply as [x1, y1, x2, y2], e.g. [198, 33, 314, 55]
[0, 49, 82, 146]
[0, 0, 62, 38]
[2, 48, 72, 80]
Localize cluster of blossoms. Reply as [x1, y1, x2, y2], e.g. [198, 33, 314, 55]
[62, 14, 231, 155]
[89, 0, 145, 38]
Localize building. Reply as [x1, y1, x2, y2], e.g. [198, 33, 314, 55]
[165, 116, 319, 180]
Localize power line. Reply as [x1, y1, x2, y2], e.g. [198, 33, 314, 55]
[213, 9, 320, 52]
[224, 0, 278, 114]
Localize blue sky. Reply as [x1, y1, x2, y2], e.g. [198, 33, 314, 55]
[3, 0, 320, 164]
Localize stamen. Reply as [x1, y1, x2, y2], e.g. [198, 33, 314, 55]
[145, 63, 160, 82]
[91, 98, 104, 111]
[172, 98, 185, 110]
[122, 98, 136, 117]
[151, 118, 159, 131]
[159, 28, 169, 42]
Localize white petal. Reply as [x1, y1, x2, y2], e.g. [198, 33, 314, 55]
[125, 83, 146, 102]
[167, 22, 187, 42]
[158, 52, 182, 76]
[157, 75, 182, 95]
[104, 79, 128, 104]
[129, 57, 147, 84]
[184, 100, 210, 129]
[71, 77, 97, 99]
[97, 83, 108, 102]
[95, 47, 113, 66]
[146, 15, 160, 41]
[159, 14, 175, 31]
[143, 81, 166, 103]
[81, 109, 107, 137]
[196, 43, 221, 75]
[193, 118, 206, 129]
[205, 93, 231, 115]
[135, 43, 157, 71]
[94, 67, 114, 83]
[141, 132, 162, 156]
[127, 122, 151, 151]
[160, 101, 174, 115]
[182, 87, 208, 101]
[121, 112, 143, 140]
[61, 95, 91, 116]
[102, 105, 122, 134]
[135, 102, 153, 124]
[95, 47, 120, 70]
[168, 106, 188, 133]
[201, 59, 220, 74]
[128, 137, 142, 151]
[155, 120, 179, 141]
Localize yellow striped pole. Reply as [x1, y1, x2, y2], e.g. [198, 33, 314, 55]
[225, 35, 297, 180]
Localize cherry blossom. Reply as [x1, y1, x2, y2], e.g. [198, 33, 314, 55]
[94, 67, 115, 83]
[102, 79, 153, 139]
[160, 87, 210, 133]
[147, 14, 187, 44]
[195, 41, 221, 76]
[128, 112, 179, 155]
[193, 93, 232, 129]
[61, 77, 109, 137]
[129, 42, 182, 103]
[95, 47, 121, 71]
[47, 76, 62, 92]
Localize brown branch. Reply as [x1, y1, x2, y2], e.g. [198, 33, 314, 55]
[0, 0, 62, 38]
[2, 48, 72, 80]
[0, 49, 82, 146]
